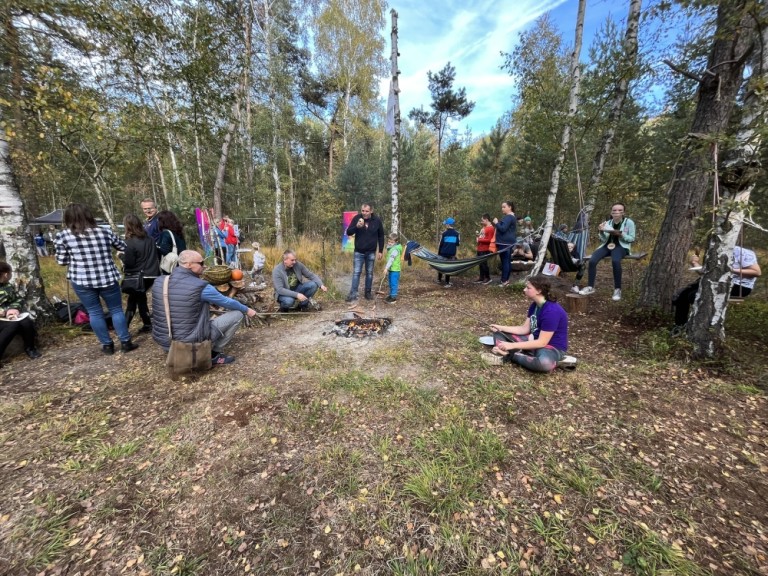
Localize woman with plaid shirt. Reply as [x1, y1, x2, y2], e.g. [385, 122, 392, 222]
[55, 204, 138, 355]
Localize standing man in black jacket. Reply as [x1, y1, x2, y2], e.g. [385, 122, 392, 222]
[345, 203, 385, 302]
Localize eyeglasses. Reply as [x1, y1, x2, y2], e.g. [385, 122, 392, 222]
[190, 261, 205, 266]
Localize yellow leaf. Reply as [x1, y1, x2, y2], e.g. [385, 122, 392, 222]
[553, 494, 563, 504]
[324, 525, 332, 534]
[313, 550, 322, 559]
[496, 551, 505, 559]
[270, 437, 278, 444]
[587, 537, 596, 545]
[14, 460, 28, 469]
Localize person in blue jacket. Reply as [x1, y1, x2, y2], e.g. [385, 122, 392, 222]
[437, 218, 460, 287]
[493, 201, 517, 286]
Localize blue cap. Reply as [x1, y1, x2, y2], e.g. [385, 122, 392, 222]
[443, 217, 455, 225]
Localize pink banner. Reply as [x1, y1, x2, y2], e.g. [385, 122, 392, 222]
[342, 211, 357, 253]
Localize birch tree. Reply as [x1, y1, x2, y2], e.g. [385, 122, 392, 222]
[531, 0, 586, 275]
[638, 0, 756, 310]
[687, 10, 766, 357]
[0, 109, 47, 311]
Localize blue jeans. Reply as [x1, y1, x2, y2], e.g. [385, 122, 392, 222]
[278, 281, 319, 310]
[587, 244, 628, 289]
[349, 251, 376, 298]
[388, 270, 400, 297]
[225, 244, 236, 265]
[498, 245, 512, 282]
[71, 282, 130, 345]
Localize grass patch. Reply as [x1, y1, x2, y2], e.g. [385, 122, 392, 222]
[403, 415, 506, 516]
[12, 494, 75, 569]
[621, 525, 705, 575]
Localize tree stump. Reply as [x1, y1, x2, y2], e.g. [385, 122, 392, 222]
[565, 293, 589, 315]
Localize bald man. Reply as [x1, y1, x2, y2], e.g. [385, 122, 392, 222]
[151, 250, 258, 366]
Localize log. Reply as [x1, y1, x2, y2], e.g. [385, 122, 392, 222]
[565, 293, 589, 315]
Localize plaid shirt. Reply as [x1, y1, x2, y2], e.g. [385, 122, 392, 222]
[55, 227, 127, 288]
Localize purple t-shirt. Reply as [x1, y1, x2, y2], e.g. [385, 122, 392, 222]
[527, 301, 568, 352]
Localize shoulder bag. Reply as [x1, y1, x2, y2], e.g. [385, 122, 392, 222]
[160, 230, 179, 274]
[163, 276, 212, 375]
[121, 270, 144, 294]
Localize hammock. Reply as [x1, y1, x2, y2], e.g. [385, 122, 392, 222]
[404, 240, 510, 275]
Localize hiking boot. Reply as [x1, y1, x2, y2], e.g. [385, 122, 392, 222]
[139, 324, 152, 333]
[121, 340, 139, 353]
[579, 286, 595, 296]
[480, 352, 506, 366]
[25, 347, 42, 359]
[345, 294, 358, 303]
[612, 288, 622, 301]
[102, 342, 115, 355]
[212, 352, 236, 365]
[364, 292, 373, 300]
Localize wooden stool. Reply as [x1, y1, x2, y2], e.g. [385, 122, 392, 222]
[565, 293, 589, 314]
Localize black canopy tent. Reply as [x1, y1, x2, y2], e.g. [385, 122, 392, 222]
[30, 209, 65, 225]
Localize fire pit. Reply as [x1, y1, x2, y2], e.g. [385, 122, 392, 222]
[329, 317, 391, 338]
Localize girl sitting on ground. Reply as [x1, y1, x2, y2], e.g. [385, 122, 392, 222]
[485, 274, 569, 373]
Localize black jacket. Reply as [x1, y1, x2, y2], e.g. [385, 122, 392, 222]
[123, 236, 161, 278]
[346, 213, 385, 254]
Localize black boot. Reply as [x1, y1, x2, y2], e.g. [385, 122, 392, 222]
[102, 342, 115, 355]
[121, 340, 139, 353]
[25, 347, 42, 359]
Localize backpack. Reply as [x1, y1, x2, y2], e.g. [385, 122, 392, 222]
[54, 301, 85, 323]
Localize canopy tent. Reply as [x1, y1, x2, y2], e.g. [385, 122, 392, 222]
[405, 240, 510, 276]
[30, 209, 64, 225]
[30, 209, 105, 226]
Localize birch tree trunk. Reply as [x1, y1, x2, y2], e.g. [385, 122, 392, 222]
[583, 0, 642, 226]
[687, 13, 766, 357]
[212, 101, 240, 221]
[0, 112, 47, 312]
[153, 149, 170, 207]
[531, 0, 586, 276]
[389, 9, 401, 235]
[638, 0, 755, 310]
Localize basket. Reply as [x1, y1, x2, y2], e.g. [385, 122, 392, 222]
[203, 265, 232, 285]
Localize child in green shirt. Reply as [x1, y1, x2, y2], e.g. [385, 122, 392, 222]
[384, 233, 402, 303]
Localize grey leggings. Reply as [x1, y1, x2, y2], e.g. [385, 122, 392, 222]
[504, 333, 565, 373]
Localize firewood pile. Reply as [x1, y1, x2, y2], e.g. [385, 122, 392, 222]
[328, 317, 391, 338]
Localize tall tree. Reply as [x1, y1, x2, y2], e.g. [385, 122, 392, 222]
[409, 62, 475, 243]
[687, 9, 767, 357]
[531, 0, 587, 275]
[638, 0, 756, 310]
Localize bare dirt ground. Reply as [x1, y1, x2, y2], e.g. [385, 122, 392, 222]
[1, 263, 767, 575]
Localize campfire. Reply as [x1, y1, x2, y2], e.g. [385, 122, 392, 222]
[329, 317, 391, 338]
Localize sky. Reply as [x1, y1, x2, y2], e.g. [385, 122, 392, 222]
[381, 0, 621, 137]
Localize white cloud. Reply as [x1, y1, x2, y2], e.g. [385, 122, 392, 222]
[381, 0, 588, 136]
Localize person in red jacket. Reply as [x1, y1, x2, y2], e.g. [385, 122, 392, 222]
[474, 213, 494, 284]
[219, 216, 238, 265]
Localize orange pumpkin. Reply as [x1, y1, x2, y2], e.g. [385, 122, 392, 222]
[230, 269, 243, 281]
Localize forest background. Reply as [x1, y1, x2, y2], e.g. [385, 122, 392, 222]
[1, 0, 766, 294]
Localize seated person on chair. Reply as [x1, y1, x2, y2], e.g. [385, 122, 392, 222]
[272, 249, 327, 312]
[511, 241, 534, 262]
[576, 202, 636, 302]
[0, 262, 42, 367]
[485, 275, 569, 373]
[671, 246, 761, 334]
[151, 250, 258, 366]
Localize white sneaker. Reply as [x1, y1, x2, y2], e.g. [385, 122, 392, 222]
[571, 285, 580, 294]
[612, 289, 622, 301]
[579, 286, 595, 296]
[557, 355, 578, 370]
